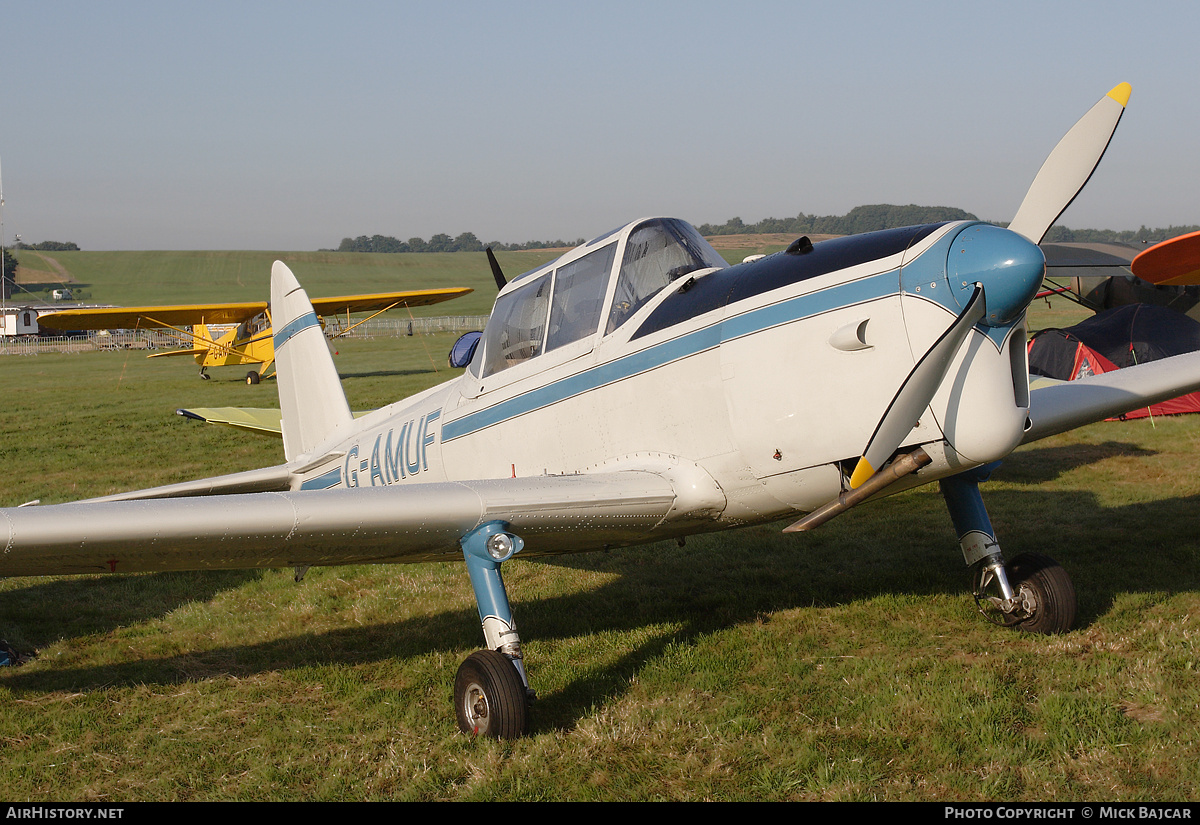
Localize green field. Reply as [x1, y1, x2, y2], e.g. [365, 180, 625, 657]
[0, 278, 1197, 800]
[12, 248, 567, 318]
[10, 242, 796, 318]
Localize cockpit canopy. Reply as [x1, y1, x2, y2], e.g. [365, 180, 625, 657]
[475, 218, 726, 378]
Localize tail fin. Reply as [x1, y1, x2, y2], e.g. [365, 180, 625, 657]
[270, 261, 353, 461]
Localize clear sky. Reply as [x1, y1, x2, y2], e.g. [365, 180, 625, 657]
[3, 0, 1198, 250]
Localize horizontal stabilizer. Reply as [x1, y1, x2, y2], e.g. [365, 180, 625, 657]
[177, 407, 372, 437]
[80, 463, 295, 503]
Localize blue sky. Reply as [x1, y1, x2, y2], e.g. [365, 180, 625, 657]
[3, 1, 1198, 250]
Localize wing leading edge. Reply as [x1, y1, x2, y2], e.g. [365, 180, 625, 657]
[37, 288, 474, 332]
[0, 471, 680, 578]
[1024, 350, 1200, 444]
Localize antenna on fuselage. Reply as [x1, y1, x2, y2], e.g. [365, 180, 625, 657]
[486, 246, 507, 291]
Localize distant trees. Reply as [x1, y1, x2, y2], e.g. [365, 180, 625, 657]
[330, 207, 1200, 253]
[333, 232, 585, 253]
[696, 205, 980, 237]
[1, 249, 15, 300]
[12, 240, 80, 251]
[1040, 224, 1200, 245]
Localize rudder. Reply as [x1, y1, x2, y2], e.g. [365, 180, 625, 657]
[270, 261, 353, 461]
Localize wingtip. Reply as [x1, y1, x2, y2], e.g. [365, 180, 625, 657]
[1107, 82, 1132, 108]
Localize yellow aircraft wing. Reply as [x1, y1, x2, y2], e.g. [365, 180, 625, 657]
[37, 287, 474, 331]
[38, 302, 267, 330]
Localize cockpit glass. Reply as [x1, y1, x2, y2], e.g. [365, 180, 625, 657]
[606, 219, 726, 333]
[546, 243, 616, 352]
[480, 273, 551, 377]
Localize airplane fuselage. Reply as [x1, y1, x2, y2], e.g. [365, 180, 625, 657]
[296, 218, 1044, 547]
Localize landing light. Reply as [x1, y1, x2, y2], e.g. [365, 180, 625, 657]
[487, 533, 515, 560]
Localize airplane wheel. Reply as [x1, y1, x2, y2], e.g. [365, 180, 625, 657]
[246, 371, 260, 385]
[199, 372, 210, 381]
[454, 649, 528, 739]
[1003, 553, 1077, 634]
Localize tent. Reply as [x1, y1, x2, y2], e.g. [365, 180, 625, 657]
[1027, 303, 1200, 418]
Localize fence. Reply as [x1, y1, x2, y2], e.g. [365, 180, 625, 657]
[0, 315, 489, 356]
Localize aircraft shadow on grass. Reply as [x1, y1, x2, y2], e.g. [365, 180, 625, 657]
[4, 482, 1199, 733]
[997, 440, 1158, 484]
[335, 367, 445, 381]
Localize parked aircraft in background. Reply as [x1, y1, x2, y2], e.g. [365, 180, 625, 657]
[1040, 231, 1200, 319]
[8, 83, 1200, 739]
[36, 288, 472, 383]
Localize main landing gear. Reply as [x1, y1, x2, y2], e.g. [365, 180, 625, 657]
[941, 465, 1077, 634]
[454, 521, 534, 738]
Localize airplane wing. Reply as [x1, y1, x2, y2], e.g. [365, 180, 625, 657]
[308, 288, 473, 315]
[37, 288, 474, 332]
[1024, 350, 1200, 444]
[8, 359, 1200, 578]
[0, 471, 680, 578]
[38, 302, 269, 330]
[1131, 231, 1200, 285]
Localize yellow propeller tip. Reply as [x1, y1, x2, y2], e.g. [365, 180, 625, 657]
[849, 458, 875, 489]
[1107, 82, 1132, 107]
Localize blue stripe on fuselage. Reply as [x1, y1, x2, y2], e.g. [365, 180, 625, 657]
[299, 467, 343, 490]
[441, 268, 903, 443]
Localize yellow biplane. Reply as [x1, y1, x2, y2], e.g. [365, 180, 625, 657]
[37, 287, 472, 383]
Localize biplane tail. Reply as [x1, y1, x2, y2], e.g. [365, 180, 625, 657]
[270, 261, 353, 461]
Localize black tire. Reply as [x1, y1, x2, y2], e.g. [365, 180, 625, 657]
[1005, 553, 1077, 634]
[454, 650, 529, 739]
[246, 371, 260, 385]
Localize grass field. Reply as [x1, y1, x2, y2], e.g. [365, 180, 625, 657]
[1, 278, 1198, 800]
[11, 248, 566, 318]
[9, 242, 796, 319]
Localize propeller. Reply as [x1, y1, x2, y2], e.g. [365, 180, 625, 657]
[844, 83, 1131, 493]
[486, 247, 508, 291]
[849, 285, 985, 488]
[1008, 83, 1130, 245]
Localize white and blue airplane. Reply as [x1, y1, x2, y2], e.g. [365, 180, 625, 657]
[4, 83, 1199, 739]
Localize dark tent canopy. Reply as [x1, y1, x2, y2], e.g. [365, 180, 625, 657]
[1028, 303, 1200, 418]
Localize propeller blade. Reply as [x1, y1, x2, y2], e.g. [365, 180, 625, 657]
[1008, 83, 1130, 245]
[849, 285, 986, 488]
[486, 247, 508, 290]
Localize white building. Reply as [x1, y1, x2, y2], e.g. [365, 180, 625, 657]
[0, 307, 40, 336]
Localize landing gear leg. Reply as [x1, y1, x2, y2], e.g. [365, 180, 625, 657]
[940, 464, 1076, 634]
[199, 367, 210, 380]
[455, 521, 532, 738]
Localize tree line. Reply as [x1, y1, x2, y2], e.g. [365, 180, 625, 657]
[695, 204, 980, 236]
[331, 206, 1199, 253]
[12, 240, 80, 251]
[331, 232, 585, 254]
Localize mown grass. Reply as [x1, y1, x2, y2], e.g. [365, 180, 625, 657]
[11, 248, 565, 318]
[11, 243, 790, 319]
[1, 298, 1199, 800]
